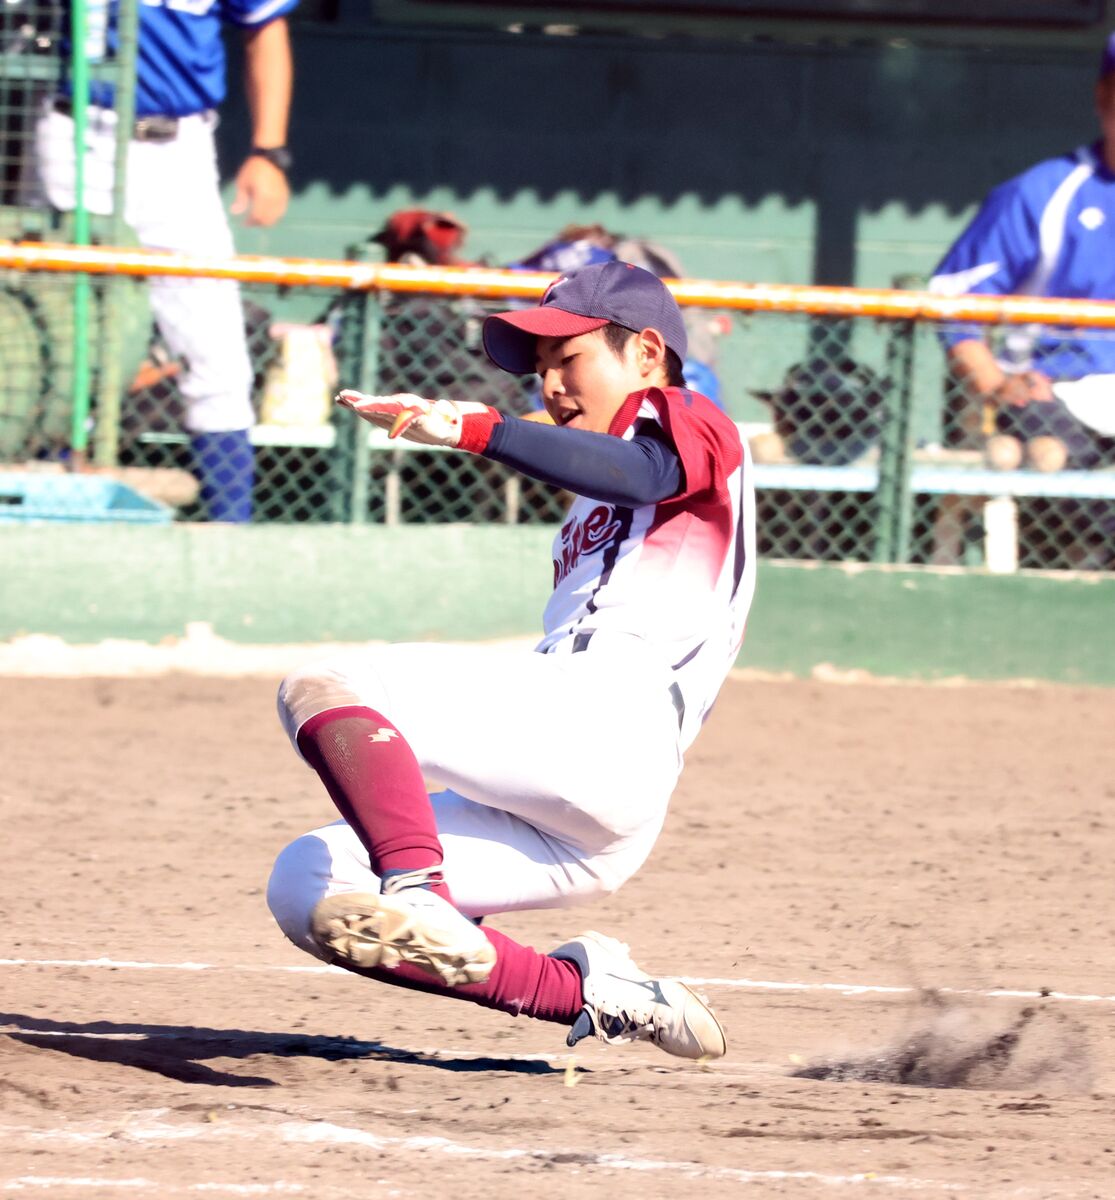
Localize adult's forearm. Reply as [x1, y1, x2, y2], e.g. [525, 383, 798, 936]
[243, 18, 292, 148]
[948, 338, 1007, 395]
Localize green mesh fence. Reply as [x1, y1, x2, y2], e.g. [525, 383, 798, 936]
[4, 0, 1115, 565]
[1, 1, 66, 225]
[96, 286, 561, 524]
[906, 321, 1115, 572]
[5, 2, 1112, 562]
[1, 0, 84, 464]
[3, 260, 1115, 576]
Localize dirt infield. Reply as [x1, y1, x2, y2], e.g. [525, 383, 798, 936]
[3, 671, 1115, 1198]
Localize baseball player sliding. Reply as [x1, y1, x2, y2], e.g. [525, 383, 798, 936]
[267, 262, 757, 1060]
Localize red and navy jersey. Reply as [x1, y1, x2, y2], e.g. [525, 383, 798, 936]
[536, 387, 756, 752]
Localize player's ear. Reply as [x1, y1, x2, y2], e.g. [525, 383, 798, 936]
[634, 328, 668, 380]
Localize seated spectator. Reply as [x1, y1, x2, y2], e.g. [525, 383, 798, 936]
[508, 223, 617, 274]
[928, 32, 1115, 475]
[371, 209, 472, 267]
[363, 209, 533, 414]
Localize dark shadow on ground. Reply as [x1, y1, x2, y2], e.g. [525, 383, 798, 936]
[0, 1013, 576, 1088]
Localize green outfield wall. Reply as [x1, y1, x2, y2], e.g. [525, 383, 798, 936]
[199, 20, 1115, 430]
[3, 526, 1112, 685]
[228, 20, 1111, 304]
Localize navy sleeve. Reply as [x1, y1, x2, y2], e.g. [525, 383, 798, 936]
[482, 418, 682, 506]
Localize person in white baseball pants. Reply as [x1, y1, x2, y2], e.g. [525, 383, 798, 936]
[29, 2, 294, 520]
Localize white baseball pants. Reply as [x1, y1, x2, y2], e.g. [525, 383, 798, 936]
[31, 104, 254, 434]
[268, 641, 684, 960]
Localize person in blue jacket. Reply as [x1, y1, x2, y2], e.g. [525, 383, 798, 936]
[929, 33, 1115, 474]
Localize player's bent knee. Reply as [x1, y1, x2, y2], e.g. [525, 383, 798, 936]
[266, 834, 337, 961]
[277, 658, 392, 748]
[267, 823, 381, 961]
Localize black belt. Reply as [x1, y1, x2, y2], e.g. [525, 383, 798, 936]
[52, 98, 181, 144]
[570, 629, 685, 730]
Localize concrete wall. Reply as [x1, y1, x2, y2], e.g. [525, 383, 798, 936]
[222, 19, 1112, 293]
[4, 525, 1113, 684]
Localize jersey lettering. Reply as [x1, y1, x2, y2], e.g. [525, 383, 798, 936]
[553, 504, 622, 586]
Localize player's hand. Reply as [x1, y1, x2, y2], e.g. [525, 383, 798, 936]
[991, 371, 1054, 407]
[336, 390, 502, 453]
[231, 156, 290, 227]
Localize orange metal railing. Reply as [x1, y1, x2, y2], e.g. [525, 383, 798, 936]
[6, 240, 1115, 328]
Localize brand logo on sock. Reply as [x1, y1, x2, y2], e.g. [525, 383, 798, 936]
[367, 727, 399, 743]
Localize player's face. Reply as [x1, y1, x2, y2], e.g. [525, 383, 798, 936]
[536, 328, 666, 434]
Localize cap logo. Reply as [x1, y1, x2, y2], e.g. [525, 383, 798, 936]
[542, 275, 570, 305]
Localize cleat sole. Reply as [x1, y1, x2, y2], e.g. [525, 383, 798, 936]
[311, 892, 495, 988]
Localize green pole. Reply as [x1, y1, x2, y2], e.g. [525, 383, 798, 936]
[69, 0, 92, 464]
[874, 319, 917, 563]
[93, 0, 139, 469]
[339, 240, 385, 524]
[348, 289, 382, 524]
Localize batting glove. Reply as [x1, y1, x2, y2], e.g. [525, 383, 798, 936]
[336, 390, 502, 453]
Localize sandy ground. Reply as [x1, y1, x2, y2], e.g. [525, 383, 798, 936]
[2, 670, 1115, 1198]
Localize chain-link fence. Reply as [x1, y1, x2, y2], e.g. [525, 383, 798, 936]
[1, 0, 66, 222]
[102, 283, 558, 525]
[5, 0, 1114, 565]
[740, 311, 1115, 571]
[3, 249, 1115, 573]
[908, 321, 1115, 572]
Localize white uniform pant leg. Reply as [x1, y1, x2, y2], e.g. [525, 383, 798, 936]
[271, 643, 683, 955]
[268, 790, 610, 961]
[32, 106, 254, 434]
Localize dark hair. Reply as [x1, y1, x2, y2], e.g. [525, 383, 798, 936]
[601, 323, 686, 387]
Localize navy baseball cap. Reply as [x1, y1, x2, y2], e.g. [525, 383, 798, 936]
[483, 260, 688, 375]
[1100, 31, 1115, 79]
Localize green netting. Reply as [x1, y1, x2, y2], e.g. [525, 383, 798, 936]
[1, 1, 66, 224]
[3, 262, 1115, 573]
[905, 321, 1115, 572]
[5, 2, 1112, 564]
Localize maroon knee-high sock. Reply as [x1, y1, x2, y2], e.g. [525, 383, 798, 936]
[298, 710, 585, 1025]
[338, 924, 585, 1024]
[297, 706, 449, 899]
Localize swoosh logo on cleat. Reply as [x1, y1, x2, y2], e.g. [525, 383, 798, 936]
[604, 974, 670, 1006]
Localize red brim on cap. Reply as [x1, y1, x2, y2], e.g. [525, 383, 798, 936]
[482, 308, 610, 375]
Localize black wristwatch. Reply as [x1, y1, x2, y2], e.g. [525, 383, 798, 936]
[249, 146, 293, 173]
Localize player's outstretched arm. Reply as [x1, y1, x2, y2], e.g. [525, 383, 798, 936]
[336, 390, 681, 507]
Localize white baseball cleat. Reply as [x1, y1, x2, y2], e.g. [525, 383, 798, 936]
[550, 931, 726, 1061]
[310, 880, 495, 988]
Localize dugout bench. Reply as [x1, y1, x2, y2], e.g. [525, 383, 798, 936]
[750, 448, 1115, 572]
